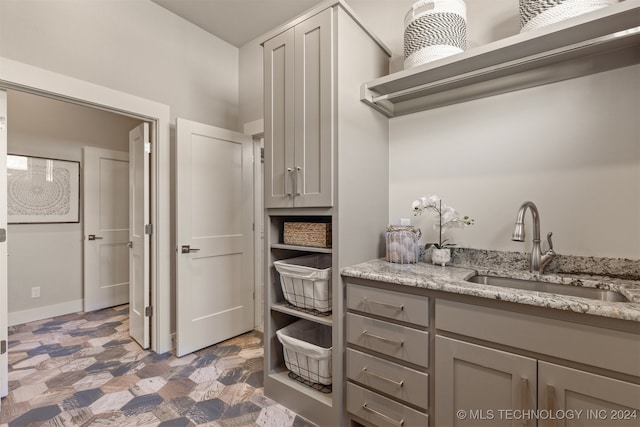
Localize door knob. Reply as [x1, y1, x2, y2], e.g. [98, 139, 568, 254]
[88, 234, 104, 240]
[181, 245, 200, 254]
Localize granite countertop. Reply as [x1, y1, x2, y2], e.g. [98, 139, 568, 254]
[341, 258, 640, 323]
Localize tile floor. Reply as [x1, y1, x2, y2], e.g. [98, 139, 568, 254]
[0, 305, 316, 427]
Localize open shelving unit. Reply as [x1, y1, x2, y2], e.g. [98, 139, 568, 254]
[361, 0, 640, 117]
[264, 211, 337, 423]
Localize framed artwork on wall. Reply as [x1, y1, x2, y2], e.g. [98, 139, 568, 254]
[7, 154, 80, 224]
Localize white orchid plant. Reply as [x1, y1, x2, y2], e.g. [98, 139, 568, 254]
[412, 195, 474, 250]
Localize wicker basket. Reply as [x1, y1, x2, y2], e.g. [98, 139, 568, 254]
[404, 0, 467, 69]
[519, 0, 618, 33]
[283, 222, 332, 248]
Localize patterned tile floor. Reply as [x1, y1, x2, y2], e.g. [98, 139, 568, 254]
[0, 305, 316, 427]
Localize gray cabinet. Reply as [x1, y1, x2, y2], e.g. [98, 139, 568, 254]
[435, 336, 538, 427]
[346, 282, 430, 426]
[435, 300, 640, 427]
[539, 361, 640, 427]
[264, 8, 332, 208]
[261, 2, 390, 426]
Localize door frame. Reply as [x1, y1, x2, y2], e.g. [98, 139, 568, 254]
[0, 57, 172, 354]
[244, 118, 264, 331]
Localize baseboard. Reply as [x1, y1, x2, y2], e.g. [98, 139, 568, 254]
[8, 299, 84, 326]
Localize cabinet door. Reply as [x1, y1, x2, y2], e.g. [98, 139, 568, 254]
[539, 361, 640, 427]
[293, 8, 333, 207]
[264, 27, 295, 208]
[435, 336, 537, 426]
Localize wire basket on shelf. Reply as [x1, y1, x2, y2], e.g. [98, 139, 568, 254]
[273, 254, 332, 314]
[276, 320, 332, 392]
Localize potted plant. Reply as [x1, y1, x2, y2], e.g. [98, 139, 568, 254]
[412, 195, 474, 266]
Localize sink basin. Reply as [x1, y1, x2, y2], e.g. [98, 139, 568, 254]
[466, 275, 630, 302]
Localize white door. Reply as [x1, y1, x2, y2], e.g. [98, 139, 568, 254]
[176, 118, 254, 357]
[129, 123, 150, 349]
[83, 147, 129, 312]
[0, 90, 8, 405]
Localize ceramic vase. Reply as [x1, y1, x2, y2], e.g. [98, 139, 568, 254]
[431, 248, 451, 266]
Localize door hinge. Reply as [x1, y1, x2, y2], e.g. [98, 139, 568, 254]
[0, 116, 6, 131]
[144, 142, 151, 154]
[145, 224, 153, 235]
[0, 228, 6, 243]
[145, 306, 153, 317]
[0, 340, 6, 355]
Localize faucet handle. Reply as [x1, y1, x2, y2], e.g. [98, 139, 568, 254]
[546, 232, 554, 252]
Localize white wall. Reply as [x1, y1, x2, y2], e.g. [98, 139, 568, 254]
[6, 90, 141, 323]
[0, 0, 239, 130]
[390, 65, 640, 259]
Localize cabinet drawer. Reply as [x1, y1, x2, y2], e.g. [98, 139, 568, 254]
[436, 300, 640, 377]
[347, 283, 429, 327]
[347, 313, 429, 367]
[347, 348, 429, 409]
[347, 382, 428, 427]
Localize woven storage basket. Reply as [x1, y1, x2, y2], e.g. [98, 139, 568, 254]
[273, 254, 332, 313]
[386, 225, 422, 264]
[520, 0, 618, 32]
[404, 0, 467, 69]
[284, 222, 331, 248]
[276, 320, 332, 385]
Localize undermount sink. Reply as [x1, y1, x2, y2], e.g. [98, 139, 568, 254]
[466, 275, 630, 303]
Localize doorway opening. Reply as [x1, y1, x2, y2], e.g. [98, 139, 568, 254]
[5, 89, 149, 345]
[0, 57, 172, 354]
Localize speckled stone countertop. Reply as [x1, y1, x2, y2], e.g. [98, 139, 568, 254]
[341, 252, 640, 323]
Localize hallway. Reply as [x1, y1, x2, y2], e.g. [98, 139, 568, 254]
[0, 305, 314, 427]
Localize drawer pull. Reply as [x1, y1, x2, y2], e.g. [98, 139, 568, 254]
[362, 402, 405, 426]
[362, 367, 404, 387]
[363, 297, 404, 311]
[362, 330, 404, 347]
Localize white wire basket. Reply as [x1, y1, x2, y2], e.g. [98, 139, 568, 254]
[276, 320, 333, 386]
[519, 0, 618, 32]
[273, 255, 332, 313]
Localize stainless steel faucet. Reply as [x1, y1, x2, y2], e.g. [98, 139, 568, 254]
[512, 201, 556, 274]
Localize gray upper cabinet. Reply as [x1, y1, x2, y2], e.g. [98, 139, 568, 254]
[264, 8, 333, 208]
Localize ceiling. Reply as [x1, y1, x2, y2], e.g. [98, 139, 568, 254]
[151, 0, 325, 47]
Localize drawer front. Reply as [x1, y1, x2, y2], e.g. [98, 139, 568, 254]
[436, 299, 640, 377]
[347, 283, 429, 327]
[347, 348, 429, 409]
[347, 313, 429, 367]
[347, 382, 428, 427]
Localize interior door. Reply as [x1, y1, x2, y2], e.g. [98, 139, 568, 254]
[83, 147, 129, 312]
[0, 90, 8, 405]
[176, 118, 254, 357]
[129, 123, 150, 349]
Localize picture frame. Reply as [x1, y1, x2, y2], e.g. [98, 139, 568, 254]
[7, 154, 80, 224]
